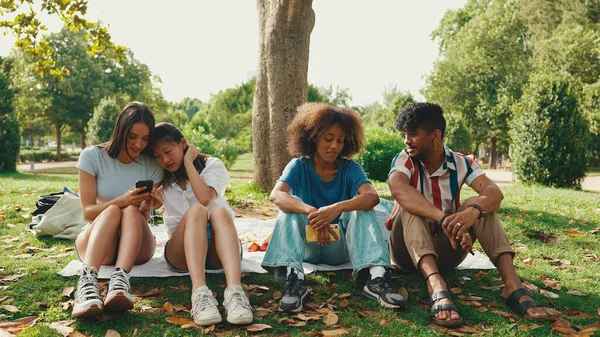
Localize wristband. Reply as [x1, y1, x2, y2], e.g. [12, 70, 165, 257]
[468, 204, 485, 219]
[438, 214, 449, 226]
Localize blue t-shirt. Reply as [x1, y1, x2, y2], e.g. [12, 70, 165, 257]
[279, 157, 371, 222]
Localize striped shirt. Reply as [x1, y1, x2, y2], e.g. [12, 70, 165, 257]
[385, 146, 484, 230]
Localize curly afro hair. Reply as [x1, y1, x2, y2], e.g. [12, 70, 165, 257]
[395, 102, 446, 139]
[287, 102, 365, 158]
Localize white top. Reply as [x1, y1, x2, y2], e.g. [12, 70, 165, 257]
[76, 146, 163, 203]
[161, 157, 235, 238]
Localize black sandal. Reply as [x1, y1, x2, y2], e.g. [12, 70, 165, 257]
[429, 290, 464, 328]
[504, 288, 548, 321]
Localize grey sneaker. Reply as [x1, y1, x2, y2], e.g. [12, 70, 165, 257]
[191, 286, 222, 326]
[279, 269, 310, 313]
[363, 269, 407, 309]
[104, 267, 134, 312]
[72, 264, 103, 318]
[223, 285, 253, 325]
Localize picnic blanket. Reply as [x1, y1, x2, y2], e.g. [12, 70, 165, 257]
[59, 201, 495, 279]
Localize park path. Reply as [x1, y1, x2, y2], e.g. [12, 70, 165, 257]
[16, 161, 600, 192]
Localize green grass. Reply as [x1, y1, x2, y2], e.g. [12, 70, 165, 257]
[1, 171, 600, 336]
[230, 153, 254, 172]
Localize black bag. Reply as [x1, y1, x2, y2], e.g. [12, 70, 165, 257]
[32, 192, 64, 216]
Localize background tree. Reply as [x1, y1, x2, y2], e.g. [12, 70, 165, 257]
[86, 96, 122, 145]
[0, 57, 20, 172]
[253, 0, 315, 190]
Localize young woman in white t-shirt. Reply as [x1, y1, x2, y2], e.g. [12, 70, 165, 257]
[73, 102, 164, 318]
[152, 122, 252, 326]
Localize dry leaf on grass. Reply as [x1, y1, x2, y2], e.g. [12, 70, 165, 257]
[450, 287, 462, 294]
[540, 277, 562, 290]
[162, 302, 174, 314]
[255, 307, 275, 317]
[338, 299, 350, 308]
[323, 312, 338, 326]
[135, 288, 160, 297]
[69, 331, 90, 337]
[563, 230, 584, 237]
[105, 330, 120, 337]
[491, 309, 513, 318]
[539, 289, 559, 298]
[273, 290, 282, 300]
[17, 242, 30, 249]
[398, 287, 409, 301]
[0, 275, 24, 282]
[61, 287, 74, 298]
[321, 328, 349, 336]
[245, 324, 272, 332]
[12, 254, 32, 259]
[165, 317, 191, 325]
[289, 320, 307, 327]
[0, 316, 38, 334]
[337, 293, 351, 299]
[552, 319, 578, 335]
[1, 305, 18, 313]
[566, 289, 587, 297]
[518, 323, 540, 331]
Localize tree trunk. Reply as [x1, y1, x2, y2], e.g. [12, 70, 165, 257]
[55, 123, 62, 161]
[253, 0, 315, 191]
[489, 136, 497, 170]
[81, 132, 86, 151]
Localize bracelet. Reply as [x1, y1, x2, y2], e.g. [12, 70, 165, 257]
[468, 204, 485, 219]
[438, 214, 449, 226]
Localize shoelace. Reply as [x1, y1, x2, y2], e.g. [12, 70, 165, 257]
[191, 291, 217, 316]
[108, 269, 130, 292]
[226, 289, 252, 312]
[77, 269, 99, 301]
[283, 271, 305, 297]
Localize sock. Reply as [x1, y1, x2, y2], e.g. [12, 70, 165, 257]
[287, 266, 305, 280]
[369, 265, 386, 279]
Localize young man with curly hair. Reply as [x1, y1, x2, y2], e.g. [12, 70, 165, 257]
[387, 102, 548, 327]
[261, 102, 406, 313]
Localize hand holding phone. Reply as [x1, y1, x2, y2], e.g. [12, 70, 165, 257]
[135, 180, 153, 194]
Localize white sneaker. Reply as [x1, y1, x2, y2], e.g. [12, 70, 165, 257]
[191, 286, 222, 326]
[223, 285, 253, 325]
[104, 267, 134, 312]
[72, 264, 103, 318]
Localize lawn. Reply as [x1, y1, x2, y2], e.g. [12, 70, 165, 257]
[0, 170, 599, 337]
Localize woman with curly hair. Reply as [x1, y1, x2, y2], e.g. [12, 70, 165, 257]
[261, 102, 406, 313]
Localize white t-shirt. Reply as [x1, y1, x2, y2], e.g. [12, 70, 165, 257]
[76, 146, 163, 203]
[162, 157, 235, 238]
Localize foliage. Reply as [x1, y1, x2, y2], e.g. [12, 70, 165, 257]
[172, 97, 205, 119]
[19, 149, 78, 163]
[511, 72, 589, 188]
[0, 0, 124, 77]
[445, 114, 474, 155]
[182, 125, 239, 169]
[362, 91, 414, 131]
[86, 96, 122, 145]
[581, 81, 600, 135]
[355, 127, 405, 182]
[318, 85, 353, 108]
[0, 57, 20, 172]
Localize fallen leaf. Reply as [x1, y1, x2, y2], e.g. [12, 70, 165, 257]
[545, 307, 561, 316]
[338, 293, 351, 298]
[245, 324, 272, 332]
[379, 319, 389, 326]
[491, 309, 513, 318]
[459, 295, 483, 302]
[69, 331, 90, 337]
[522, 258, 535, 265]
[105, 330, 120, 337]
[518, 323, 540, 331]
[474, 271, 484, 279]
[162, 302, 174, 314]
[541, 279, 562, 291]
[477, 306, 488, 312]
[552, 319, 577, 335]
[0, 316, 38, 332]
[0, 274, 24, 282]
[273, 290, 282, 300]
[321, 328, 349, 336]
[165, 317, 191, 325]
[567, 289, 587, 297]
[398, 287, 409, 301]
[17, 242, 31, 249]
[323, 311, 338, 326]
[12, 254, 32, 259]
[50, 321, 74, 337]
[288, 320, 307, 327]
[358, 310, 376, 317]
[539, 289, 559, 299]
[1, 305, 18, 313]
[339, 299, 350, 308]
[61, 287, 74, 298]
[136, 288, 160, 297]
[450, 287, 462, 294]
[563, 230, 584, 237]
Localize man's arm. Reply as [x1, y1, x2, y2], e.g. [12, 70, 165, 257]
[388, 170, 445, 222]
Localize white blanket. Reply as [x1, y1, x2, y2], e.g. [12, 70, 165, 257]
[58, 217, 495, 279]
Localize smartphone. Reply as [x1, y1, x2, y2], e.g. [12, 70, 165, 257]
[135, 180, 154, 194]
[306, 224, 340, 243]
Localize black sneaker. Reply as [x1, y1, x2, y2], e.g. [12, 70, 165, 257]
[279, 269, 310, 313]
[363, 269, 407, 310]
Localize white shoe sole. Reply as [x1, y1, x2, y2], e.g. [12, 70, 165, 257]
[72, 299, 103, 318]
[227, 313, 253, 325]
[194, 314, 222, 326]
[104, 290, 134, 312]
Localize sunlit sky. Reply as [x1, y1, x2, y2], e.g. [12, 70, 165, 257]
[0, 0, 467, 106]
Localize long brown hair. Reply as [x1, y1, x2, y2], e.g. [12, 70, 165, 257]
[154, 122, 207, 186]
[102, 102, 156, 159]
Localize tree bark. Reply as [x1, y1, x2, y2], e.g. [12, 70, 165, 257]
[81, 132, 86, 151]
[55, 123, 62, 161]
[489, 136, 497, 170]
[253, 0, 315, 190]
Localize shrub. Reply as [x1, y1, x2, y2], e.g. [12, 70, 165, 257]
[445, 114, 474, 155]
[0, 57, 19, 172]
[86, 96, 121, 145]
[182, 125, 239, 169]
[19, 149, 77, 163]
[355, 126, 405, 182]
[511, 72, 589, 188]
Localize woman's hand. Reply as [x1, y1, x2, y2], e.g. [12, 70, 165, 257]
[120, 186, 150, 208]
[184, 144, 199, 164]
[308, 204, 341, 231]
[140, 185, 164, 212]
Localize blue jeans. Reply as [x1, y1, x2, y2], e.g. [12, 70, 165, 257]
[261, 206, 391, 280]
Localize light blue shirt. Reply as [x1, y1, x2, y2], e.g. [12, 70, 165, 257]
[279, 157, 371, 222]
[76, 146, 163, 203]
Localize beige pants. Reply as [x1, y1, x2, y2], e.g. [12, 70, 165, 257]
[389, 196, 514, 272]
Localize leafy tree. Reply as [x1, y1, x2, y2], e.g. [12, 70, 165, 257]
[0, 0, 124, 77]
[318, 85, 353, 108]
[511, 72, 589, 188]
[425, 0, 530, 168]
[444, 114, 474, 155]
[0, 57, 20, 172]
[86, 96, 122, 145]
[173, 97, 205, 119]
